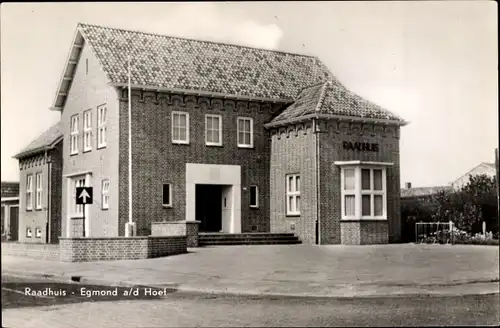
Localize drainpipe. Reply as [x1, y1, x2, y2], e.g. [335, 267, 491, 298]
[46, 150, 51, 244]
[313, 118, 321, 245]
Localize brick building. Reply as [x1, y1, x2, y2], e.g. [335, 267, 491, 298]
[13, 123, 63, 243]
[1, 181, 20, 241]
[16, 23, 407, 245]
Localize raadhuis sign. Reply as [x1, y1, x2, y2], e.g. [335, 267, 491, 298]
[342, 141, 379, 152]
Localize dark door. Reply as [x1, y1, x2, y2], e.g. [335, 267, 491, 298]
[196, 185, 222, 232]
[9, 206, 19, 241]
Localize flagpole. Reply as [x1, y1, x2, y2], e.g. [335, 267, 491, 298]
[126, 54, 135, 237]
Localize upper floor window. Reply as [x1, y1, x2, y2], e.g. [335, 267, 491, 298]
[101, 179, 110, 210]
[35, 172, 43, 210]
[83, 109, 92, 152]
[70, 114, 79, 155]
[205, 114, 222, 146]
[237, 117, 253, 148]
[340, 165, 387, 220]
[286, 174, 300, 216]
[97, 105, 107, 148]
[26, 174, 33, 211]
[172, 112, 189, 144]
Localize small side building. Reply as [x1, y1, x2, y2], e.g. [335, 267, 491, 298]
[1, 181, 20, 241]
[13, 122, 63, 243]
[451, 162, 496, 190]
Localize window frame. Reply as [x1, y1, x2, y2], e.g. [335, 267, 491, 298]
[83, 109, 92, 152]
[205, 114, 223, 146]
[171, 111, 190, 144]
[162, 183, 172, 208]
[70, 114, 79, 155]
[72, 176, 87, 217]
[35, 172, 43, 210]
[249, 185, 259, 208]
[237, 117, 254, 148]
[340, 165, 387, 220]
[101, 179, 110, 210]
[286, 174, 301, 216]
[26, 174, 33, 211]
[97, 105, 107, 149]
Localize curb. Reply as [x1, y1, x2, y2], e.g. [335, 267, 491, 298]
[3, 269, 499, 299]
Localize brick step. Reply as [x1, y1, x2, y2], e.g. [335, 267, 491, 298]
[199, 239, 302, 246]
[199, 233, 296, 240]
[199, 237, 300, 243]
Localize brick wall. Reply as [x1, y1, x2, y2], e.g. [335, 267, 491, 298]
[18, 153, 50, 243]
[1, 182, 19, 198]
[118, 90, 285, 236]
[1, 242, 60, 261]
[318, 120, 401, 244]
[59, 236, 186, 262]
[340, 221, 389, 244]
[49, 141, 63, 243]
[269, 122, 317, 245]
[151, 221, 200, 247]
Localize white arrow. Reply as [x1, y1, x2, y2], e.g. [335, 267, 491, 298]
[79, 189, 90, 204]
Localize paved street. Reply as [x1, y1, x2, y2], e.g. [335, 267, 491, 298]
[2, 275, 499, 327]
[2, 244, 499, 298]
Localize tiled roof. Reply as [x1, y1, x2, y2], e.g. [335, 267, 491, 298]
[269, 81, 405, 125]
[14, 122, 63, 159]
[77, 23, 342, 101]
[1, 182, 19, 198]
[400, 186, 453, 198]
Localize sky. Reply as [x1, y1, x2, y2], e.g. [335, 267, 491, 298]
[1, 1, 498, 187]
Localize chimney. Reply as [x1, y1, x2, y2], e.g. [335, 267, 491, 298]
[405, 182, 412, 189]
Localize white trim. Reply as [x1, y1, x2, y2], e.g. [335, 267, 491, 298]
[285, 174, 301, 216]
[35, 172, 43, 210]
[205, 114, 222, 146]
[101, 179, 110, 210]
[1, 197, 19, 202]
[249, 185, 259, 208]
[26, 174, 33, 211]
[335, 161, 393, 166]
[64, 170, 93, 178]
[340, 165, 388, 221]
[171, 111, 190, 144]
[237, 117, 254, 148]
[97, 105, 107, 149]
[83, 109, 92, 152]
[70, 114, 79, 155]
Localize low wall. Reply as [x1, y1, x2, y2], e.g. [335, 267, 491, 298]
[2, 236, 187, 262]
[1, 242, 60, 261]
[151, 221, 200, 247]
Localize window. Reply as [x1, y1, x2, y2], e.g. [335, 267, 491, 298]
[35, 173, 43, 210]
[97, 105, 107, 148]
[83, 109, 92, 152]
[72, 177, 86, 216]
[35, 227, 42, 238]
[162, 184, 172, 207]
[101, 179, 110, 210]
[340, 166, 387, 220]
[26, 174, 33, 210]
[70, 114, 79, 154]
[286, 174, 301, 215]
[172, 112, 189, 144]
[205, 114, 222, 146]
[250, 185, 258, 208]
[26, 227, 32, 238]
[237, 117, 253, 148]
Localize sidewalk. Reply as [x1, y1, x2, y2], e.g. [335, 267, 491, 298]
[2, 244, 499, 298]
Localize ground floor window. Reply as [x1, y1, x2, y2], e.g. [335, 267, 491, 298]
[339, 163, 389, 220]
[250, 185, 258, 208]
[286, 174, 301, 215]
[162, 183, 172, 207]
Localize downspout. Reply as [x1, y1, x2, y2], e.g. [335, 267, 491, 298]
[313, 117, 321, 245]
[46, 150, 51, 244]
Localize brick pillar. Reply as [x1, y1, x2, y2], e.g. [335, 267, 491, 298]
[186, 221, 200, 247]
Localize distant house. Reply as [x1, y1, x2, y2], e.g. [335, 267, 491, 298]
[451, 162, 496, 190]
[1, 181, 20, 241]
[400, 182, 452, 200]
[12, 122, 63, 243]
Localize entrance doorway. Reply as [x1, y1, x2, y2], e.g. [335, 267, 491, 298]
[196, 184, 222, 232]
[9, 206, 19, 241]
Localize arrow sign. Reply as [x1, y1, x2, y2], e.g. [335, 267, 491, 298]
[76, 187, 93, 205]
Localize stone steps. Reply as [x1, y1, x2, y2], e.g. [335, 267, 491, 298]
[198, 233, 301, 246]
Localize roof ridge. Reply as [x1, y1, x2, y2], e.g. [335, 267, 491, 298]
[77, 22, 317, 59]
[314, 81, 331, 112]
